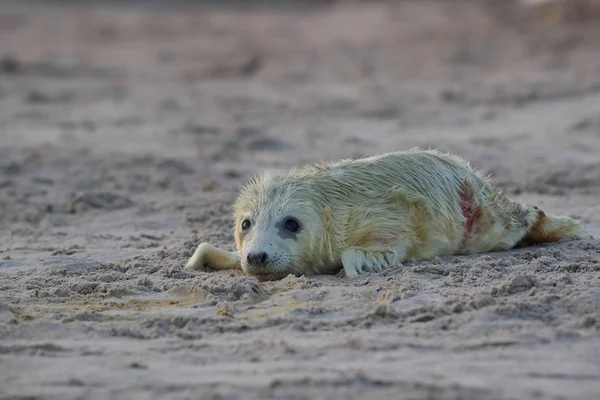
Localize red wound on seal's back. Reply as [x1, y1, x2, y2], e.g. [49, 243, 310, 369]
[459, 181, 483, 240]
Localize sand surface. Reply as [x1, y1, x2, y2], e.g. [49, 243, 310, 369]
[1, 1, 600, 399]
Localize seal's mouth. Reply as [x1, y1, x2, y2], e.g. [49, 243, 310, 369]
[249, 272, 290, 281]
[242, 268, 299, 281]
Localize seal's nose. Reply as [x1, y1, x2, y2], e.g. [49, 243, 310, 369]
[247, 251, 268, 267]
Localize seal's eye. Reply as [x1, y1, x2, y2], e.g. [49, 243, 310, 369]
[241, 219, 251, 231]
[283, 217, 300, 233]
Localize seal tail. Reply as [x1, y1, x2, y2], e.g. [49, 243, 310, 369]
[517, 207, 592, 247]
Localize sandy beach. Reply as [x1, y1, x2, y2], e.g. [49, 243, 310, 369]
[1, 1, 600, 398]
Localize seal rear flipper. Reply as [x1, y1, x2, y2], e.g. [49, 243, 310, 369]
[186, 242, 241, 270]
[516, 207, 593, 247]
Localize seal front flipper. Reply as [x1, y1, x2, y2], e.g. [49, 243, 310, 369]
[186, 242, 241, 271]
[341, 247, 404, 278]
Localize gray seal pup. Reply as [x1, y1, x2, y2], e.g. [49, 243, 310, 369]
[186, 149, 591, 280]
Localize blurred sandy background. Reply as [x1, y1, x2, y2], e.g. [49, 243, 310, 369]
[1, 0, 600, 399]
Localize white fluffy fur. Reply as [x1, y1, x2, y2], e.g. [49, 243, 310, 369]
[186, 149, 590, 280]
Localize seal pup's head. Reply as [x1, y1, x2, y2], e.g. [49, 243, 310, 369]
[233, 171, 334, 280]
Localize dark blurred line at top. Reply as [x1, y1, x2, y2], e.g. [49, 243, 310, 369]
[0, 0, 341, 12]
